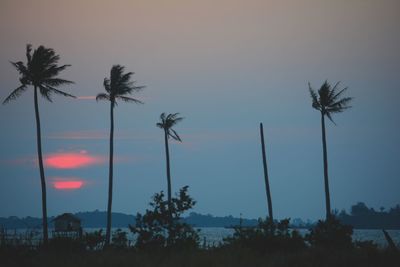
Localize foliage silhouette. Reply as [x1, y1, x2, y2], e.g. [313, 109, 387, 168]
[259, 123, 273, 222]
[156, 113, 184, 222]
[84, 229, 105, 250]
[223, 218, 305, 253]
[3, 44, 75, 245]
[309, 80, 353, 220]
[306, 216, 353, 249]
[111, 229, 129, 249]
[96, 65, 145, 247]
[129, 186, 199, 250]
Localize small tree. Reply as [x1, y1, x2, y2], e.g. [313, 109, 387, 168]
[129, 186, 199, 250]
[306, 217, 353, 248]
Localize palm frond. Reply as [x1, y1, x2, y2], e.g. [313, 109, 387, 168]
[38, 85, 53, 102]
[26, 44, 32, 66]
[96, 93, 111, 102]
[46, 86, 76, 98]
[160, 112, 166, 122]
[10, 61, 29, 76]
[103, 78, 111, 93]
[7, 44, 74, 104]
[43, 78, 74, 87]
[308, 83, 321, 110]
[100, 65, 145, 102]
[169, 128, 182, 142]
[309, 80, 353, 124]
[330, 87, 349, 104]
[325, 112, 336, 125]
[41, 64, 71, 79]
[116, 95, 143, 104]
[2, 85, 28, 104]
[329, 97, 353, 113]
[327, 81, 341, 102]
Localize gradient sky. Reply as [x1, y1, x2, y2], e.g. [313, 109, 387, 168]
[0, 0, 399, 221]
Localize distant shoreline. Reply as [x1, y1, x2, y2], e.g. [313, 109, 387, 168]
[1, 208, 400, 230]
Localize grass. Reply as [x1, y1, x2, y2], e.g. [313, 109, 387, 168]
[1, 246, 399, 267]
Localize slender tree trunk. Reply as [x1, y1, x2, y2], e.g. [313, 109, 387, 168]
[321, 112, 331, 220]
[260, 123, 273, 222]
[164, 129, 173, 245]
[34, 86, 48, 245]
[105, 102, 114, 247]
[164, 129, 172, 213]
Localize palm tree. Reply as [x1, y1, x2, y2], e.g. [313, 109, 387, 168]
[259, 123, 273, 222]
[156, 113, 183, 211]
[96, 65, 144, 246]
[3, 44, 75, 244]
[309, 80, 352, 220]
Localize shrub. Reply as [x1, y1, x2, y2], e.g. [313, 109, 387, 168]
[84, 229, 105, 250]
[129, 186, 199, 250]
[306, 216, 353, 248]
[223, 218, 306, 253]
[111, 229, 128, 249]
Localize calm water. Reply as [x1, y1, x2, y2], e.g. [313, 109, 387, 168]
[196, 228, 400, 248]
[6, 227, 400, 248]
[92, 227, 400, 247]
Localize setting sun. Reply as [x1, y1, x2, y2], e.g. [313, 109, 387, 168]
[44, 152, 105, 169]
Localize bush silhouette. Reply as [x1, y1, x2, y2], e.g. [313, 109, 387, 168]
[306, 216, 353, 248]
[223, 218, 305, 252]
[129, 186, 199, 250]
[84, 229, 105, 250]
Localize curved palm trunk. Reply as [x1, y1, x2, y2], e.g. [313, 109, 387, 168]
[34, 86, 48, 245]
[260, 123, 273, 222]
[321, 113, 331, 220]
[105, 102, 114, 247]
[164, 129, 172, 212]
[163, 129, 173, 244]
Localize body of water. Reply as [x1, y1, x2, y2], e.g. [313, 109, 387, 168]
[4, 227, 400, 248]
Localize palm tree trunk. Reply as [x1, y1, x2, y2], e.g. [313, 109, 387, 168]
[164, 129, 172, 212]
[321, 112, 331, 220]
[34, 86, 48, 245]
[260, 123, 273, 222]
[105, 102, 114, 247]
[164, 129, 173, 244]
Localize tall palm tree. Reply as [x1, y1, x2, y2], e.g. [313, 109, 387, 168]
[309, 80, 352, 220]
[3, 44, 75, 244]
[259, 123, 273, 222]
[96, 65, 144, 246]
[156, 113, 183, 211]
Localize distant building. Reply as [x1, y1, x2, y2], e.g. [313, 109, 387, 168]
[53, 213, 82, 237]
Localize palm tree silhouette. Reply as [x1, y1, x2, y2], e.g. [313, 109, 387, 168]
[96, 65, 144, 246]
[309, 80, 352, 220]
[3, 44, 75, 244]
[156, 113, 183, 212]
[259, 123, 273, 222]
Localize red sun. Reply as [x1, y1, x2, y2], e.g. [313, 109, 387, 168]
[53, 180, 84, 190]
[44, 152, 105, 169]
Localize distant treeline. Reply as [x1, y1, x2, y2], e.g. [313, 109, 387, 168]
[0, 211, 259, 230]
[1, 203, 400, 230]
[337, 202, 400, 229]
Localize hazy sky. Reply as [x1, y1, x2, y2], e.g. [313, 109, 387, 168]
[0, 0, 399, 220]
